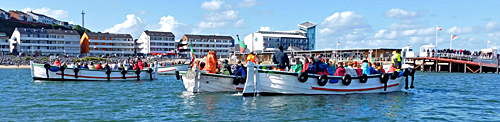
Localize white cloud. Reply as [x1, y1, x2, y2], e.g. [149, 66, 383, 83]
[237, 0, 256, 7]
[234, 19, 245, 28]
[384, 8, 419, 19]
[485, 21, 500, 31]
[488, 32, 500, 40]
[68, 21, 74, 25]
[317, 11, 372, 49]
[446, 26, 474, 35]
[200, 0, 225, 11]
[139, 10, 147, 15]
[104, 14, 146, 37]
[205, 10, 239, 22]
[156, 15, 191, 38]
[260, 26, 272, 31]
[321, 11, 371, 31]
[197, 21, 227, 29]
[22, 7, 68, 19]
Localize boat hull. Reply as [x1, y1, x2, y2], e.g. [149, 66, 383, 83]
[157, 64, 189, 75]
[181, 70, 244, 93]
[248, 70, 407, 95]
[31, 62, 159, 81]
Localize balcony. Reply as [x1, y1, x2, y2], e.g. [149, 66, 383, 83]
[89, 45, 135, 48]
[89, 39, 134, 43]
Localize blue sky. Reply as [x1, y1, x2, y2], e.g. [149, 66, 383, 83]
[2, 0, 500, 51]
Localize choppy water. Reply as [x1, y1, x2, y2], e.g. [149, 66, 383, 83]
[0, 69, 499, 121]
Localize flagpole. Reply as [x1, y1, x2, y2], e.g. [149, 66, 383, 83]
[252, 33, 254, 52]
[436, 26, 438, 50]
[450, 34, 452, 49]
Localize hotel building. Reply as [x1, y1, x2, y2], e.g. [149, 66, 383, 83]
[136, 30, 175, 55]
[80, 32, 134, 56]
[243, 22, 316, 52]
[0, 32, 9, 55]
[178, 34, 234, 58]
[9, 27, 81, 56]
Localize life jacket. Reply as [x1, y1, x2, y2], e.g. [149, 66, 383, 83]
[246, 54, 255, 63]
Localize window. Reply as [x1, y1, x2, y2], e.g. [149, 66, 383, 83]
[94, 37, 98, 40]
[102, 37, 106, 40]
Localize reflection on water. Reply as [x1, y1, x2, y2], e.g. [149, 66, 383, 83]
[0, 69, 499, 121]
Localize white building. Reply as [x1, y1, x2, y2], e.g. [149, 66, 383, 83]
[10, 27, 81, 56]
[243, 22, 316, 52]
[137, 30, 175, 55]
[26, 11, 56, 25]
[0, 32, 9, 55]
[0, 9, 9, 20]
[178, 34, 234, 58]
[80, 32, 135, 56]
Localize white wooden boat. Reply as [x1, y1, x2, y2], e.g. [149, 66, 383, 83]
[157, 64, 189, 75]
[30, 61, 159, 81]
[178, 69, 246, 93]
[241, 63, 416, 96]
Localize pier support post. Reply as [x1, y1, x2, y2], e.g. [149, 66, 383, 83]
[435, 60, 438, 72]
[497, 59, 499, 74]
[464, 63, 466, 73]
[479, 58, 482, 73]
[449, 61, 452, 73]
[421, 60, 425, 72]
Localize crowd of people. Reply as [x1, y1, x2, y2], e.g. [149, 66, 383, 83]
[51, 57, 186, 71]
[191, 46, 403, 78]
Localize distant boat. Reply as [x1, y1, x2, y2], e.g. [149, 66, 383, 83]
[30, 61, 159, 81]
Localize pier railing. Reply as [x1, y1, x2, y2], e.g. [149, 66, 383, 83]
[416, 52, 499, 65]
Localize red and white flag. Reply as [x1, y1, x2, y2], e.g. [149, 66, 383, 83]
[451, 35, 458, 40]
[436, 25, 442, 30]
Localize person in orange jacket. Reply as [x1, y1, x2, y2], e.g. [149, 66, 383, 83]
[246, 52, 256, 63]
[203, 50, 217, 73]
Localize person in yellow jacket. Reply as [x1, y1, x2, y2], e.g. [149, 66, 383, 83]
[392, 51, 402, 71]
[246, 52, 256, 63]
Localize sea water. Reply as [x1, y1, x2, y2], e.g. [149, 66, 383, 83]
[0, 69, 499, 121]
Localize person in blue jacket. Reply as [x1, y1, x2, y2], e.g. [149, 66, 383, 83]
[362, 60, 371, 75]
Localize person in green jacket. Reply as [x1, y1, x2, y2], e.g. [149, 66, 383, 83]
[291, 60, 303, 73]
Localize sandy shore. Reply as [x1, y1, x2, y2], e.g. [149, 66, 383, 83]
[0, 65, 31, 69]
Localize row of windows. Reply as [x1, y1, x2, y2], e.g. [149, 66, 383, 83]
[91, 37, 132, 41]
[21, 34, 78, 38]
[20, 46, 79, 50]
[263, 38, 309, 43]
[150, 37, 174, 41]
[191, 50, 229, 53]
[191, 44, 230, 48]
[20, 40, 79, 44]
[150, 48, 175, 51]
[92, 48, 134, 51]
[264, 44, 309, 50]
[151, 42, 175, 46]
[89, 42, 134, 46]
[188, 39, 232, 43]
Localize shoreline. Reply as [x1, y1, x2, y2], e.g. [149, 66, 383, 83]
[0, 65, 31, 69]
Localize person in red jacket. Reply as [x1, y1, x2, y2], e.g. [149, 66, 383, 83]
[95, 63, 103, 70]
[334, 62, 346, 76]
[300, 58, 309, 73]
[137, 58, 144, 70]
[53, 59, 61, 66]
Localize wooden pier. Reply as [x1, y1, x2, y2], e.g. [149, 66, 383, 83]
[406, 56, 500, 73]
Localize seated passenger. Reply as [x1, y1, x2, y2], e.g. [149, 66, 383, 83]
[95, 63, 103, 70]
[355, 64, 362, 76]
[104, 63, 111, 70]
[300, 58, 309, 73]
[89, 62, 96, 69]
[53, 59, 61, 66]
[128, 64, 134, 70]
[334, 62, 346, 76]
[118, 64, 124, 70]
[233, 64, 246, 77]
[316, 55, 329, 75]
[387, 63, 397, 73]
[192, 60, 200, 71]
[376, 63, 386, 73]
[362, 60, 371, 75]
[371, 62, 380, 74]
[291, 60, 303, 73]
[345, 62, 358, 77]
[306, 57, 318, 74]
[326, 60, 336, 76]
[82, 63, 89, 69]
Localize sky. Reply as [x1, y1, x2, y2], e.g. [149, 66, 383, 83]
[2, 0, 500, 51]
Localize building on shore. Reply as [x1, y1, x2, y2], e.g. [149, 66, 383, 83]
[0, 9, 9, 20]
[9, 27, 81, 56]
[0, 32, 9, 55]
[178, 34, 234, 58]
[8, 10, 34, 22]
[136, 30, 176, 57]
[25, 11, 57, 25]
[243, 22, 316, 52]
[80, 32, 134, 56]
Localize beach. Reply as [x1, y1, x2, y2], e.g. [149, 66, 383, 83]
[0, 65, 30, 69]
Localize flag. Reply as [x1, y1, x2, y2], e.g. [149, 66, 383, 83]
[237, 35, 247, 52]
[451, 35, 458, 40]
[437, 25, 442, 30]
[337, 41, 341, 45]
[189, 41, 195, 63]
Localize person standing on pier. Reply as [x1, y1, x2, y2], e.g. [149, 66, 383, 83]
[392, 51, 402, 71]
[246, 51, 256, 63]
